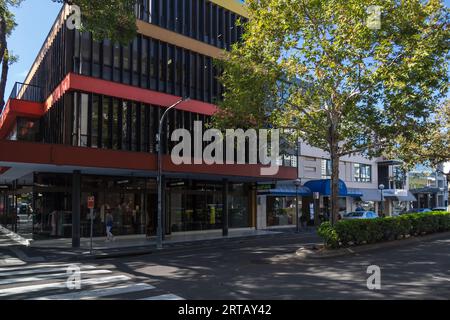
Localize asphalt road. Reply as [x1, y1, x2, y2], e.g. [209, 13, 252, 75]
[110, 233, 450, 299]
[1, 231, 450, 300]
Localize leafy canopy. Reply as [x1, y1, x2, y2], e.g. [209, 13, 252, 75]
[54, 0, 137, 44]
[214, 0, 449, 159]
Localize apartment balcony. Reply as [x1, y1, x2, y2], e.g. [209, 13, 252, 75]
[0, 82, 45, 140]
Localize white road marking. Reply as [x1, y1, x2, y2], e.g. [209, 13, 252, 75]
[31, 283, 156, 300]
[432, 276, 450, 282]
[0, 269, 112, 285]
[0, 265, 97, 277]
[0, 263, 86, 272]
[140, 294, 184, 300]
[0, 275, 131, 297]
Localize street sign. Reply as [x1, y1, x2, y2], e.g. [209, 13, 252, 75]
[87, 196, 95, 209]
[87, 196, 95, 255]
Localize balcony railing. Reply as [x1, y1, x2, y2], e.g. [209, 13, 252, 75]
[9, 82, 43, 103]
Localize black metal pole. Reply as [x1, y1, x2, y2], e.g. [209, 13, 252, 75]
[380, 190, 384, 217]
[222, 179, 229, 237]
[157, 98, 187, 249]
[72, 170, 81, 248]
[296, 186, 299, 233]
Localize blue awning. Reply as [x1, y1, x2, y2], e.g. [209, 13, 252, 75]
[259, 185, 312, 197]
[304, 179, 352, 196]
[347, 188, 364, 198]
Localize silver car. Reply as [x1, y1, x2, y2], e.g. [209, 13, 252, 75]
[343, 211, 379, 220]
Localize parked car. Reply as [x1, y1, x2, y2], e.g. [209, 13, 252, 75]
[432, 207, 449, 212]
[402, 208, 432, 214]
[343, 211, 379, 220]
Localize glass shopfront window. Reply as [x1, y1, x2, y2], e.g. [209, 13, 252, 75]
[267, 196, 297, 227]
[167, 180, 251, 233]
[354, 200, 375, 212]
[31, 173, 156, 239]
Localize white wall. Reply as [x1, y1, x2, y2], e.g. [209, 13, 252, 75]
[298, 141, 380, 190]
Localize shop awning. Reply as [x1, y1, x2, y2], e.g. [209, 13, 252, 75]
[304, 179, 349, 196]
[410, 187, 441, 194]
[383, 190, 417, 202]
[360, 189, 383, 202]
[391, 191, 417, 202]
[347, 188, 364, 198]
[259, 185, 312, 197]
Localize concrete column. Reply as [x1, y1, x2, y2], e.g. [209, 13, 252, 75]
[222, 179, 229, 237]
[314, 198, 321, 226]
[256, 195, 267, 230]
[161, 176, 166, 239]
[72, 170, 81, 248]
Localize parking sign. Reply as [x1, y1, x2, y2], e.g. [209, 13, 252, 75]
[87, 196, 95, 209]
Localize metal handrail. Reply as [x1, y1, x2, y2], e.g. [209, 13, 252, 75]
[8, 82, 43, 103]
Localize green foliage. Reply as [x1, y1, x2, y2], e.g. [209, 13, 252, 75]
[214, 0, 449, 148]
[317, 221, 339, 248]
[58, 0, 137, 45]
[318, 212, 450, 248]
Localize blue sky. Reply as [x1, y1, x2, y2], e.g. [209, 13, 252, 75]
[6, 0, 62, 97]
[4, 0, 450, 99]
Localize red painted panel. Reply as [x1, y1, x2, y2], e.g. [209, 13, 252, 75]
[0, 140, 297, 180]
[47, 73, 218, 116]
[0, 99, 45, 139]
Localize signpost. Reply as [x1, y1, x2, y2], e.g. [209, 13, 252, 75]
[87, 196, 95, 255]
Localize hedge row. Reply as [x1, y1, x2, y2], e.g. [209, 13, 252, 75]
[317, 212, 450, 249]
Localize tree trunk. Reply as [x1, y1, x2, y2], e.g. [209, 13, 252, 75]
[0, 49, 8, 109]
[329, 121, 340, 226]
[330, 145, 340, 226]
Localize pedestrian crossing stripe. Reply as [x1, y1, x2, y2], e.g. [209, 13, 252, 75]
[0, 275, 131, 297]
[0, 265, 97, 277]
[0, 263, 86, 272]
[31, 283, 156, 300]
[0, 269, 112, 286]
[0, 263, 184, 300]
[139, 294, 184, 300]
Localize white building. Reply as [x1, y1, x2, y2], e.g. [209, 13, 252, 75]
[257, 141, 416, 229]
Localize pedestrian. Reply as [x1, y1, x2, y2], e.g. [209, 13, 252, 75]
[105, 211, 114, 242]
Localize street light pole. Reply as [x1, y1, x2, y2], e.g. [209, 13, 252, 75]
[156, 97, 189, 250]
[294, 178, 302, 233]
[379, 184, 385, 217]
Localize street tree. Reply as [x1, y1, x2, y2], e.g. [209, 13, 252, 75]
[213, 0, 449, 224]
[390, 99, 450, 182]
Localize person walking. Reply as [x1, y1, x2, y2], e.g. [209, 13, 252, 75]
[105, 211, 114, 242]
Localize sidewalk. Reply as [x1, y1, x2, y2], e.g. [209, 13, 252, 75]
[0, 224, 320, 262]
[30, 228, 281, 250]
[24, 228, 316, 261]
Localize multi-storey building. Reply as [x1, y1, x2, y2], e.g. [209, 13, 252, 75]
[0, 2, 296, 246]
[409, 164, 449, 209]
[256, 142, 417, 229]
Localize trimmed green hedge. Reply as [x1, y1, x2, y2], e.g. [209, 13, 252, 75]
[318, 211, 450, 249]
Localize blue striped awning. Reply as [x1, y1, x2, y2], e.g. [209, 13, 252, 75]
[259, 185, 312, 197]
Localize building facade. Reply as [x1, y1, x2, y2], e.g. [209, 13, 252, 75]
[409, 164, 449, 210]
[0, 2, 296, 245]
[256, 142, 416, 229]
